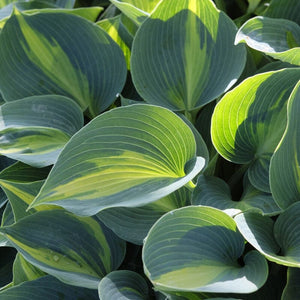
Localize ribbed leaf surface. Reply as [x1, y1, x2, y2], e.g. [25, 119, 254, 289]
[131, 0, 246, 112]
[143, 206, 268, 293]
[30, 104, 205, 216]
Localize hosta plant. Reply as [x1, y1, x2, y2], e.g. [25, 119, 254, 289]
[0, 0, 299, 299]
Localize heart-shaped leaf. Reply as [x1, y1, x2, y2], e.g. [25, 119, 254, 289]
[0, 95, 83, 167]
[98, 270, 149, 300]
[0, 210, 126, 288]
[270, 81, 300, 209]
[29, 104, 205, 216]
[131, 0, 246, 112]
[211, 68, 300, 192]
[143, 206, 268, 293]
[235, 202, 300, 267]
[0, 10, 127, 117]
[235, 16, 300, 66]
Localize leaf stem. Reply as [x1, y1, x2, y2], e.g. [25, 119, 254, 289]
[185, 180, 196, 191]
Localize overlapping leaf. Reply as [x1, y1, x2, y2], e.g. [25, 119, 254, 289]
[0, 95, 83, 167]
[143, 206, 268, 293]
[0, 5, 103, 29]
[109, 0, 160, 25]
[192, 175, 281, 216]
[235, 202, 300, 267]
[131, 0, 246, 112]
[263, 0, 300, 24]
[29, 104, 205, 216]
[0, 10, 127, 116]
[270, 81, 300, 209]
[12, 253, 45, 285]
[282, 268, 300, 300]
[0, 210, 126, 288]
[211, 68, 300, 192]
[235, 16, 300, 66]
[97, 187, 190, 244]
[98, 270, 149, 300]
[97, 14, 133, 69]
[0, 275, 99, 299]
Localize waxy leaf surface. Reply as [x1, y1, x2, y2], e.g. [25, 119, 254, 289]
[143, 206, 268, 293]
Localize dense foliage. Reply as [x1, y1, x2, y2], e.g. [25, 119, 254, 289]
[0, 0, 299, 299]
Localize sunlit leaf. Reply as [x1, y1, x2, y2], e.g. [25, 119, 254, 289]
[29, 104, 205, 216]
[211, 68, 300, 192]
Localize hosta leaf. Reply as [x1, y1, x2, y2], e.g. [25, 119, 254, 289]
[235, 202, 300, 267]
[131, 0, 246, 112]
[0, 210, 126, 288]
[143, 206, 268, 293]
[0, 95, 83, 167]
[12, 253, 46, 285]
[211, 68, 300, 192]
[29, 104, 205, 216]
[270, 81, 300, 209]
[98, 270, 149, 300]
[0, 10, 127, 117]
[97, 187, 190, 245]
[0, 275, 99, 299]
[263, 0, 300, 24]
[235, 16, 300, 66]
[97, 14, 133, 69]
[192, 175, 281, 216]
[109, 0, 160, 25]
[282, 268, 300, 300]
[0, 5, 103, 29]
